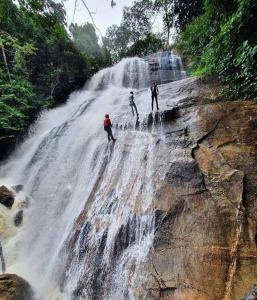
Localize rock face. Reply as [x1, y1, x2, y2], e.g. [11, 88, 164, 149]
[241, 286, 257, 300]
[65, 77, 257, 300]
[139, 77, 257, 300]
[0, 274, 33, 300]
[61, 77, 257, 300]
[0, 186, 14, 209]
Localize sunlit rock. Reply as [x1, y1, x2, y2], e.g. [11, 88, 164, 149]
[0, 205, 16, 240]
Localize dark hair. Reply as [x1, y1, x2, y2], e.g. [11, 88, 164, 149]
[105, 114, 109, 118]
[130, 91, 133, 94]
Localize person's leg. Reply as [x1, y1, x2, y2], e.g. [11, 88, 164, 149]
[130, 104, 135, 116]
[109, 128, 115, 141]
[155, 94, 159, 110]
[133, 103, 139, 116]
[105, 128, 111, 141]
[152, 94, 154, 110]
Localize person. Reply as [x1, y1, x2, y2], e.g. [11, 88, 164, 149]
[129, 91, 139, 118]
[103, 114, 116, 142]
[150, 82, 159, 110]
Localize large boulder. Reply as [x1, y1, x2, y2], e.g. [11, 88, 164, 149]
[0, 273, 33, 300]
[0, 186, 14, 209]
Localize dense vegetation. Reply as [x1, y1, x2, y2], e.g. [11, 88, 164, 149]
[0, 0, 110, 158]
[175, 0, 257, 100]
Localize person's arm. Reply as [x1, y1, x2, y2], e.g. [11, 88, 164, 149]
[157, 86, 159, 95]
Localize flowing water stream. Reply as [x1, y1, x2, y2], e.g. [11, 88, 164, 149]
[0, 55, 185, 300]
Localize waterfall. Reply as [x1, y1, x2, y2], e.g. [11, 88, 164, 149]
[0, 56, 185, 299]
[145, 50, 187, 84]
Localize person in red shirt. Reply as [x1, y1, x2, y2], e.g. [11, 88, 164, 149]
[103, 114, 116, 142]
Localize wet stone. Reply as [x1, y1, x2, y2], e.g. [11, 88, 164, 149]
[0, 186, 14, 209]
[166, 159, 205, 191]
[14, 210, 23, 227]
[0, 273, 34, 300]
[11, 185, 24, 193]
[241, 285, 257, 300]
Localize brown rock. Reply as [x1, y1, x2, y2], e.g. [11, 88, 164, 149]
[0, 273, 33, 300]
[63, 77, 257, 299]
[0, 186, 14, 209]
[142, 79, 257, 300]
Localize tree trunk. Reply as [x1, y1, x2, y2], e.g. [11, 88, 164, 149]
[1, 42, 11, 82]
[167, 27, 170, 46]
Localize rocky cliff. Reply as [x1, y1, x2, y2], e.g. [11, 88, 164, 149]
[1, 73, 257, 300]
[139, 77, 257, 300]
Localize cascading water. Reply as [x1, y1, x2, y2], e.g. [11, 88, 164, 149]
[0, 56, 185, 299]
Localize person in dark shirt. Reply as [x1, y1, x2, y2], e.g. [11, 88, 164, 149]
[103, 114, 116, 142]
[150, 82, 159, 110]
[129, 91, 139, 117]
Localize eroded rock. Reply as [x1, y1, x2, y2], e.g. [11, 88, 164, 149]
[0, 273, 33, 300]
[140, 79, 257, 300]
[0, 186, 14, 209]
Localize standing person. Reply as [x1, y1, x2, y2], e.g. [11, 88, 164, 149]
[103, 114, 116, 142]
[150, 82, 159, 110]
[129, 91, 139, 118]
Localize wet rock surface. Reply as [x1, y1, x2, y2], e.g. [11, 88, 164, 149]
[140, 77, 257, 300]
[0, 273, 33, 300]
[241, 285, 257, 300]
[59, 77, 257, 300]
[14, 210, 23, 227]
[0, 186, 14, 209]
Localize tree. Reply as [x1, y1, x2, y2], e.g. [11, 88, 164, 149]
[154, 0, 175, 45]
[125, 33, 164, 57]
[122, 0, 153, 43]
[104, 24, 131, 62]
[104, 0, 165, 61]
[69, 22, 111, 73]
[173, 0, 203, 31]
[175, 0, 257, 100]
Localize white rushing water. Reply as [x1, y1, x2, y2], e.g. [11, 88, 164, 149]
[0, 55, 185, 300]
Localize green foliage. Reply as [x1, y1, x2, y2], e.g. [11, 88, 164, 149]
[122, 0, 153, 43]
[176, 0, 257, 100]
[0, 76, 37, 140]
[105, 0, 166, 62]
[173, 0, 203, 31]
[125, 33, 165, 57]
[104, 24, 132, 62]
[0, 0, 111, 158]
[69, 23, 111, 73]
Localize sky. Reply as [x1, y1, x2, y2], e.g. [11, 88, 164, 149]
[64, 0, 135, 35]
